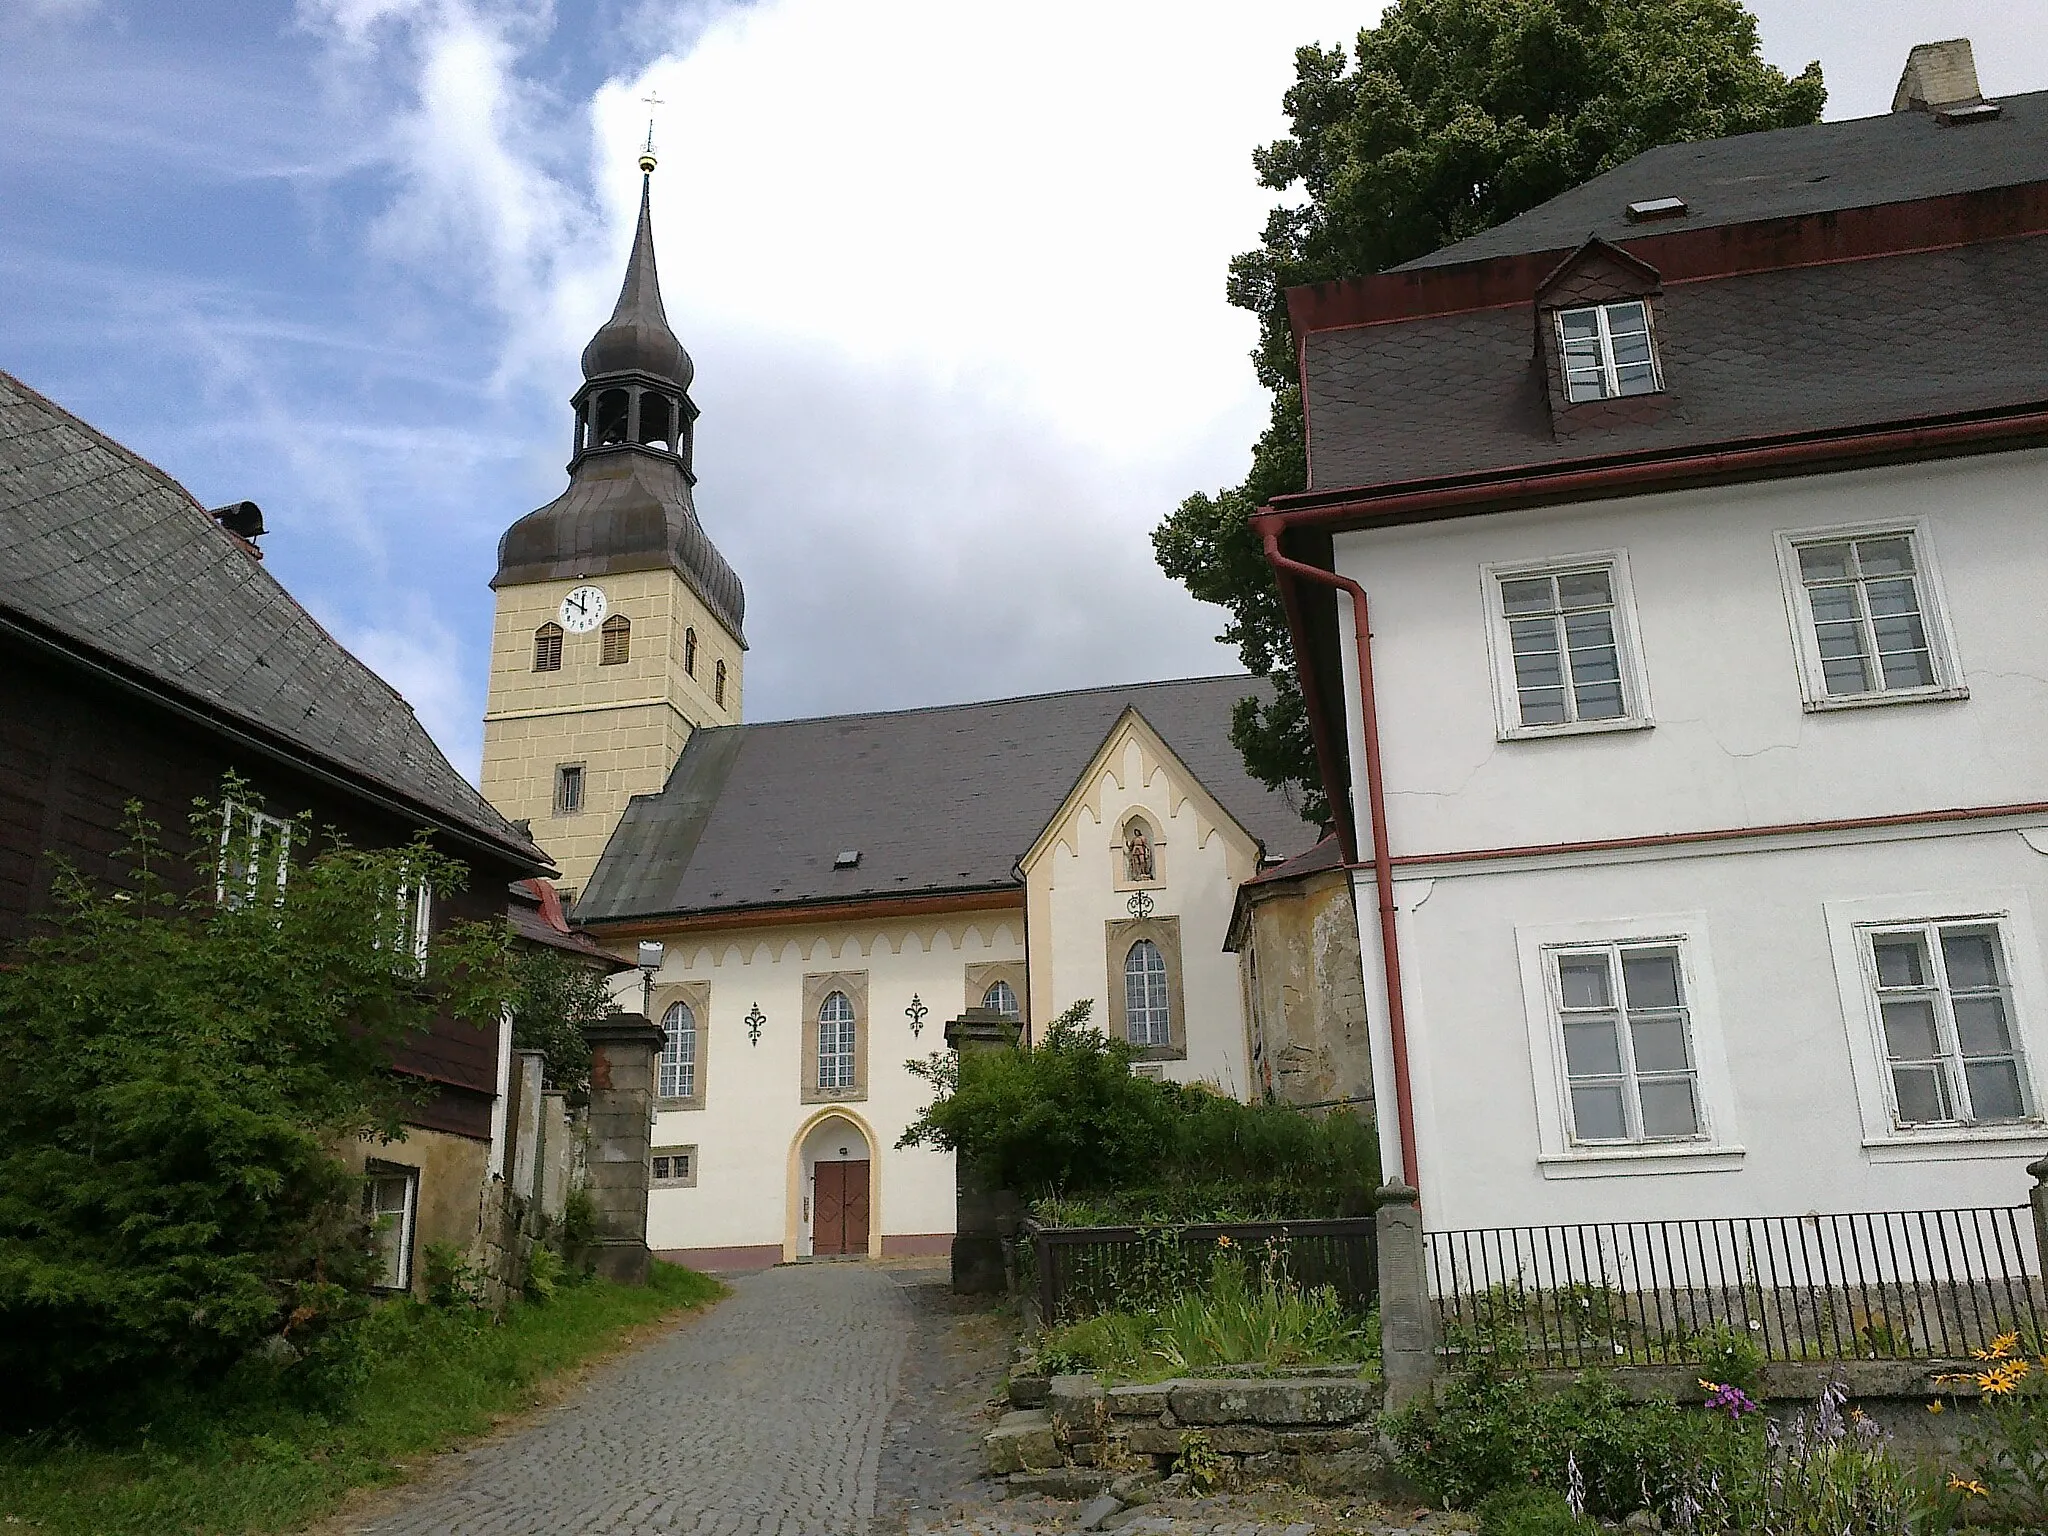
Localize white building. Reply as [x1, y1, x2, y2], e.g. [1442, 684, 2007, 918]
[1261, 46, 2048, 1241]
[477, 161, 1335, 1270]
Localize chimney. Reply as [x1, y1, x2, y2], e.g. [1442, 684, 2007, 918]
[1892, 39, 1999, 122]
[208, 500, 267, 561]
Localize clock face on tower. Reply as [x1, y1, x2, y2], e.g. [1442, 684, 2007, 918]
[558, 585, 608, 633]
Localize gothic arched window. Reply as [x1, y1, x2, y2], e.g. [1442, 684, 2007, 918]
[660, 1001, 697, 1100]
[600, 613, 631, 666]
[1124, 939, 1170, 1046]
[818, 991, 856, 1090]
[982, 979, 1020, 1021]
[533, 622, 563, 672]
[715, 659, 728, 707]
[684, 626, 697, 676]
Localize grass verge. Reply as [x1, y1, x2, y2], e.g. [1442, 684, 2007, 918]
[0, 1262, 724, 1536]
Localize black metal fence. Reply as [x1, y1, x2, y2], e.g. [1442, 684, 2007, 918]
[1025, 1217, 1377, 1323]
[1428, 1207, 2044, 1368]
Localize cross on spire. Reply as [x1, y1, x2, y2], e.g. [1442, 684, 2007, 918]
[639, 91, 664, 173]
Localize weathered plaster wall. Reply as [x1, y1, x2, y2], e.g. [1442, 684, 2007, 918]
[340, 1126, 490, 1300]
[1241, 867, 1373, 1110]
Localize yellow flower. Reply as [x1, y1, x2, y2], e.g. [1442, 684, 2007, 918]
[1949, 1477, 1989, 1497]
[1978, 1359, 2030, 1397]
[1698, 1379, 1722, 1393]
[1992, 1332, 2021, 1357]
[1215, 1235, 1232, 1248]
[1928, 1400, 1946, 1414]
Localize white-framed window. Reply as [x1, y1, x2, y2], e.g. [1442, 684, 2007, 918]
[1556, 300, 1660, 402]
[1124, 939, 1171, 1047]
[660, 1001, 698, 1100]
[1775, 524, 1965, 709]
[1551, 942, 1702, 1144]
[981, 979, 1021, 1021]
[1514, 913, 1742, 1178]
[218, 799, 291, 908]
[1825, 891, 2048, 1158]
[364, 1163, 419, 1291]
[651, 1145, 696, 1187]
[1482, 552, 1652, 737]
[818, 991, 856, 1090]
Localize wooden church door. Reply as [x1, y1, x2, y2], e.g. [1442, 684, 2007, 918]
[813, 1160, 871, 1256]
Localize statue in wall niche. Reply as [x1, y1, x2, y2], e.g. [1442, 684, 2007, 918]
[1124, 821, 1154, 883]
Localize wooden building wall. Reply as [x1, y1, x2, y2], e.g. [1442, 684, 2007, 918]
[0, 636, 526, 1140]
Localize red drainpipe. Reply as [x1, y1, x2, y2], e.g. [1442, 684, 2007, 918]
[1259, 528, 1420, 1197]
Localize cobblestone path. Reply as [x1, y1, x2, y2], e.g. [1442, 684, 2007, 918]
[349, 1262, 917, 1536]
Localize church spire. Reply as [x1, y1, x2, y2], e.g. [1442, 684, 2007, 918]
[579, 171, 693, 389]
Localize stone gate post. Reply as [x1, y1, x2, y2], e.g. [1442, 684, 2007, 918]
[944, 1005, 1020, 1295]
[582, 1012, 666, 1285]
[2028, 1157, 2048, 1284]
[1376, 1180, 1438, 1410]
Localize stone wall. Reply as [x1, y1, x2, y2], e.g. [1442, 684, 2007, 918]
[987, 1370, 1387, 1498]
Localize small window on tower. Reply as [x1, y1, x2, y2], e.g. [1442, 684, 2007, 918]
[684, 626, 697, 676]
[600, 614, 631, 666]
[715, 659, 727, 707]
[534, 623, 563, 672]
[554, 763, 585, 816]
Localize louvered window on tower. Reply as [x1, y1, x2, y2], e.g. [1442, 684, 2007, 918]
[533, 622, 563, 672]
[684, 626, 697, 676]
[600, 613, 631, 665]
[714, 659, 727, 707]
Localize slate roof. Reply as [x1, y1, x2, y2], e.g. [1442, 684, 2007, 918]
[1400, 90, 2048, 271]
[0, 369, 546, 866]
[575, 675, 1321, 924]
[1304, 231, 2048, 491]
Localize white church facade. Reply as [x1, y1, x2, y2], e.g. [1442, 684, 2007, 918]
[479, 164, 1337, 1269]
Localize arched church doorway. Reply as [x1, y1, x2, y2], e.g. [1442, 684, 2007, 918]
[799, 1114, 871, 1258]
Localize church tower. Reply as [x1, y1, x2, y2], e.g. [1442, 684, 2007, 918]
[480, 157, 745, 898]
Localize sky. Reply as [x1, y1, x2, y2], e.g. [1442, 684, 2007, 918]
[5, 0, 2048, 781]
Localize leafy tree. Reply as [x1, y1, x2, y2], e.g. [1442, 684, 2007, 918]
[1156, 0, 1825, 814]
[898, 1001, 1377, 1214]
[509, 946, 619, 1101]
[0, 793, 516, 1422]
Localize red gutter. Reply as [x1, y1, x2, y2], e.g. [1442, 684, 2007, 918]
[1259, 529, 1421, 1196]
[1262, 407, 2048, 536]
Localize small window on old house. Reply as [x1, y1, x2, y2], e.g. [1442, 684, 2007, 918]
[554, 763, 585, 816]
[1556, 301, 1659, 402]
[364, 1164, 419, 1291]
[1868, 924, 2029, 1126]
[1490, 560, 1648, 731]
[600, 613, 631, 666]
[1788, 532, 1953, 700]
[534, 623, 563, 672]
[982, 979, 1021, 1021]
[651, 1146, 697, 1186]
[714, 659, 727, 707]
[684, 626, 698, 676]
[218, 799, 292, 908]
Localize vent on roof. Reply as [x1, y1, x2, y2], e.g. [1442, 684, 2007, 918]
[1936, 101, 2002, 125]
[1625, 196, 1688, 223]
[209, 501, 267, 560]
[833, 850, 861, 869]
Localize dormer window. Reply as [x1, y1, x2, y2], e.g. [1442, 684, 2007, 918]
[1557, 301, 1659, 402]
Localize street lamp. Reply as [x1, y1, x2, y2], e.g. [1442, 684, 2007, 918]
[636, 940, 665, 1016]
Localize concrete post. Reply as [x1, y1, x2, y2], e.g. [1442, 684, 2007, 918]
[510, 1049, 547, 1203]
[539, 1089, 570, 1221]
[582, 1012, 665, 1285]
[944, 1006, 1021, 1295]
[2028, 1157, 2048, 1286]
[1376, 1180, 1438, 1411]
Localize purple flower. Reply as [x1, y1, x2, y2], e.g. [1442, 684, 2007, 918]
[1699, 1379, 1761, 1420]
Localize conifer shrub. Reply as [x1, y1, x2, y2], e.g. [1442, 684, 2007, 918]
[0, 794, 516, 1429]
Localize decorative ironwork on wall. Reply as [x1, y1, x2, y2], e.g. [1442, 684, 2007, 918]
[745, 1002, 766, 1047]
[1126, 890, 1156, 920]
[905, 994, 929, 1038]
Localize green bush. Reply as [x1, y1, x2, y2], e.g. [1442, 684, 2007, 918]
[0, 793, 517, 1430]
[898, 1000, 1377, 1214]
[1475, 1486, 1600, 1536]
